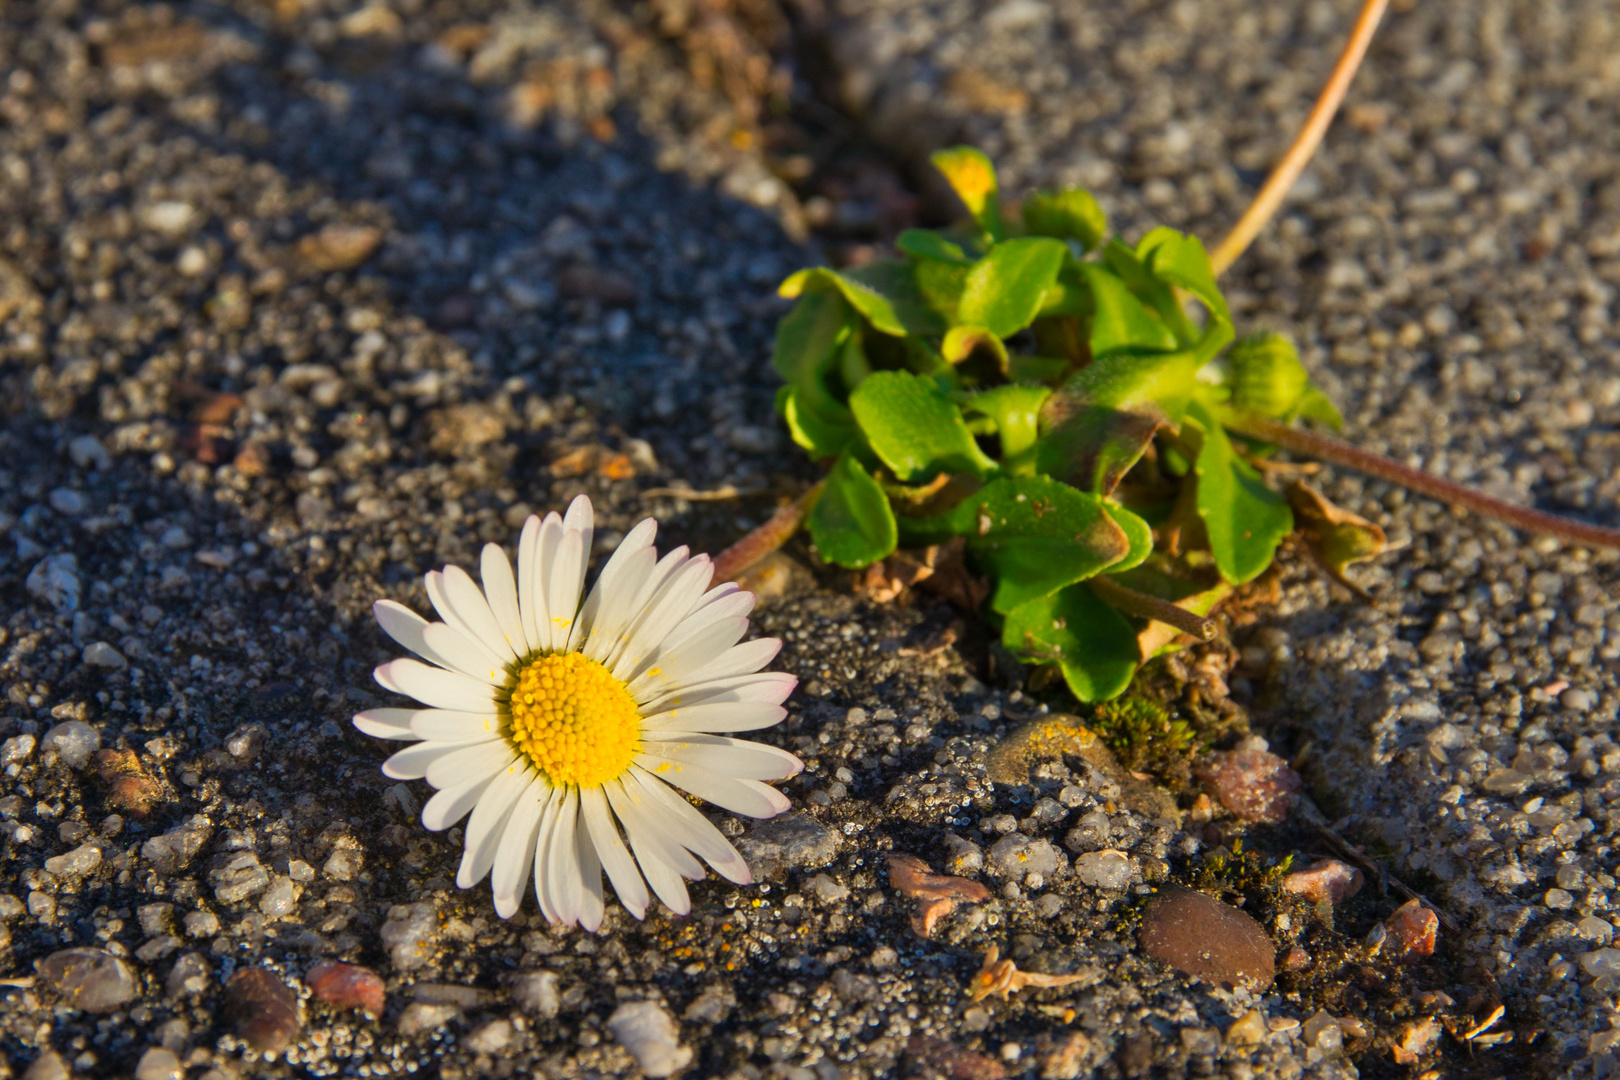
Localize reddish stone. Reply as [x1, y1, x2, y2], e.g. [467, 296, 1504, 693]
[307, 961, 386, 1015]
[1282, 945, 1311, 971]
[1195, 750, 1302, 824]
[905, 1035, 1007, 1080]
[1281, 859, 1364, 905]
[1385, 899, 1438, 958]
[226, 968, 301, 1053]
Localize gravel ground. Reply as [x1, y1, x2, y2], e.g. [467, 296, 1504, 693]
[0, 1, 1617, 1079]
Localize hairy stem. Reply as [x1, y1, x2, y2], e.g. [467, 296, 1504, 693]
[1226, 411, 1620, 552]
[1089, 576, 1217, 642]
[1210, 0, 1390, 276]
[709, 481, 825, 584]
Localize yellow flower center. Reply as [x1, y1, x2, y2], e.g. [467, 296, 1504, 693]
[506, 651, 642, 787]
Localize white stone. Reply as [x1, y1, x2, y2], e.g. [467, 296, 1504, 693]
[41, 720, 99, 769]
[43, 843, 101, 877]
[259, 876, 298, 918]
[48, 488, 88, 516]
[608, 1001, 692, 1078]
[512, 970, 560, 1017]
[82, 641, 126, 668]
[1, 734, 36, 765]
[68, 435, 111, 470]
[1580, 949, 1620, 978]
[135, 1047, 184, 1080]
[141, 200, 195, 236]
[26, 554, 80, 612]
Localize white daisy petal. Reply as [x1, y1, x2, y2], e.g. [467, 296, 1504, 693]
[426, 740, 515, 791]
[544, 514, 591, 652]
[640, 737, 803, 781]
[482, 543, 529, 657]
[517, 515, 544, 648]
[372, 600, 455, 670]
[546, 790, 585, 928]
[636, 755, 792, 818]
[457, 762, 530, 888]
[579, 785, 649, 919]
[409, 709, 505, 742]
[605, 779, 694, 915]
[626, 767, 752, 884]
[564, 493, 595, 558]
[353, 708, 422, 741]
[640, 702, 788, 735]
[421, 623, 509, 687]
[669, 637, 784, 690]
[605, 777, 706, 879]
[569, 518, 657, 652]
[574, 810, 607, 932]
[422, 767, 502, 831]
[581, 545, 658, 663]
[424, 571, 505, 668]
[624, 616, 750, 699]
[638, 672, 798, 715]
[492, 776, 548, 918]
[382, 741, 460, 780]
[442, 564, 519, 663]
[376, 658, 498, 712]
[607, 553, 713, 679]
[532, 786, 566, 924]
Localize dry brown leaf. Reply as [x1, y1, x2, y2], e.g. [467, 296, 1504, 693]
[967, 944, 1090, 1002]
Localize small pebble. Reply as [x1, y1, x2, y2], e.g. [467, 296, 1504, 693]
[1139, 888, 1275, 991]
[67, 434, 111, 470]
[166, 952, 210, 997]
[608, 1001, 693, 1078]
[1385, 899, 1438, 958]
[512, 970, 560, 1017]
[226, 968, 301, 1053]
[1281, 859, 1363, 905]
[23, 1052, 69, 1080]
[466, 1018, 514, 1054]
[37, 948, 138, 1013]
[1224, 1011, 1268, 1046]
[134, 1046, 184, 1080]
[82, 641, 127, 669]
[1196, 750, 1302, 823]
[43, 843, 101, 877]
[1073, 850, 1134, 890]
[380, 903, 439, 971]
[396, 1001, 460, 1036]
[25, 554, 80, 612]
[1, 734, 37, 766]
[47, 488, 87, 516]
[307, 961, 386, 1015]
[40, 720, 99, 769]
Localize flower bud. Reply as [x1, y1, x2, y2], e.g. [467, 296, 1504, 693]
[1228, 331, 1309, 418]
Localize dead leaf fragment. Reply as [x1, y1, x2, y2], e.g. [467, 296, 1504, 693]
[1286, 480, 1387, 596]
[886, 854, 990, 938]
[967, 943, 1089, 1002]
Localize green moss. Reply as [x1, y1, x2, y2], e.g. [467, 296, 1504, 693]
[1087, 695, 1199, 787]
[1189, 838, 1293, 901]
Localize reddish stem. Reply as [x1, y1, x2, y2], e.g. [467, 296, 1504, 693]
[709, 482, 825, 584]
[1090, 576, 1217, 641]
[1227, 412, 1620, 551]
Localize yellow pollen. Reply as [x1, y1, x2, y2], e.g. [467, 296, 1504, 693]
[506, 652, 641, 787]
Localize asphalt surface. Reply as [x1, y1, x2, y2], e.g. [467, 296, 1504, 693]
[0, 1, 1616, 1078]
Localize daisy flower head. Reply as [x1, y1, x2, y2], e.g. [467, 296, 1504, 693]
[353, 495, 801, 931]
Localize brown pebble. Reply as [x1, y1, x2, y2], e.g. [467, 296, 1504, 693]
[557, 266, 636, 306]
[1195, 749, 1301, 824]
[298, 224, 382, 272]
[1139, 887, 1276, 991]
[37, 948, 138, 1013]
[95, 749, 163, 819]
[1385, 899, 1438, 958]
[1281, 858, 1364, 905]
[904, 1034, 1007, 1080]
[307, 961, 386, 1015]
[227, 967, 301, 1053]
[1282, 944, 1311, 971]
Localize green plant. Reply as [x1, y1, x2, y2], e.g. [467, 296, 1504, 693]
[768, 147, 1339, 702]
[708, 0, 1620, 711]
[1088, 696, 1199, 783]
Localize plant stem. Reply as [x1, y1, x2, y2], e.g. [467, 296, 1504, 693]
[1209, 0, 1390, 276]
[1226, 411, 1620, 552]
[1089, 576, 1217, 642]
[709, 481, 825, 584]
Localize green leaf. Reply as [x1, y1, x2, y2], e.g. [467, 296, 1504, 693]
[848, 370, 997, 482]
[1077, 263, 1177, 357]
[1003, 583, 1139, 702]
[772, 291, 852, 382]
[781, 261, 945, 337]
[1102, 502, 1153, 574]
[941, 325, 1010, 376]
[1103, 239, 1195, 346]
[961, 385, 1052, 475]
[776, 383, 857, 459]
[808, 451, 898, 568]
[937, 475, 1131, 613]
[1022, 188, 1107, 251]
[930, 146, 1003, 238]
[1137, 227, 1230, 327]
[896, 229, 972, 264]
[1035, 348, 1204, 494]
[1292, 386, 1344, 430]
[1226, 331, 1307, 418]
[1189, 401, 1293, 585]
[958, 238, 1069, 339]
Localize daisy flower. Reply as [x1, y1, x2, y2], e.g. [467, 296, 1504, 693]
[353, 495, 801, 930]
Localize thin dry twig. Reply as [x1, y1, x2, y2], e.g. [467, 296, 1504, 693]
[1314, 824, 1461, 935]
[1210, 0, 1390, 275]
